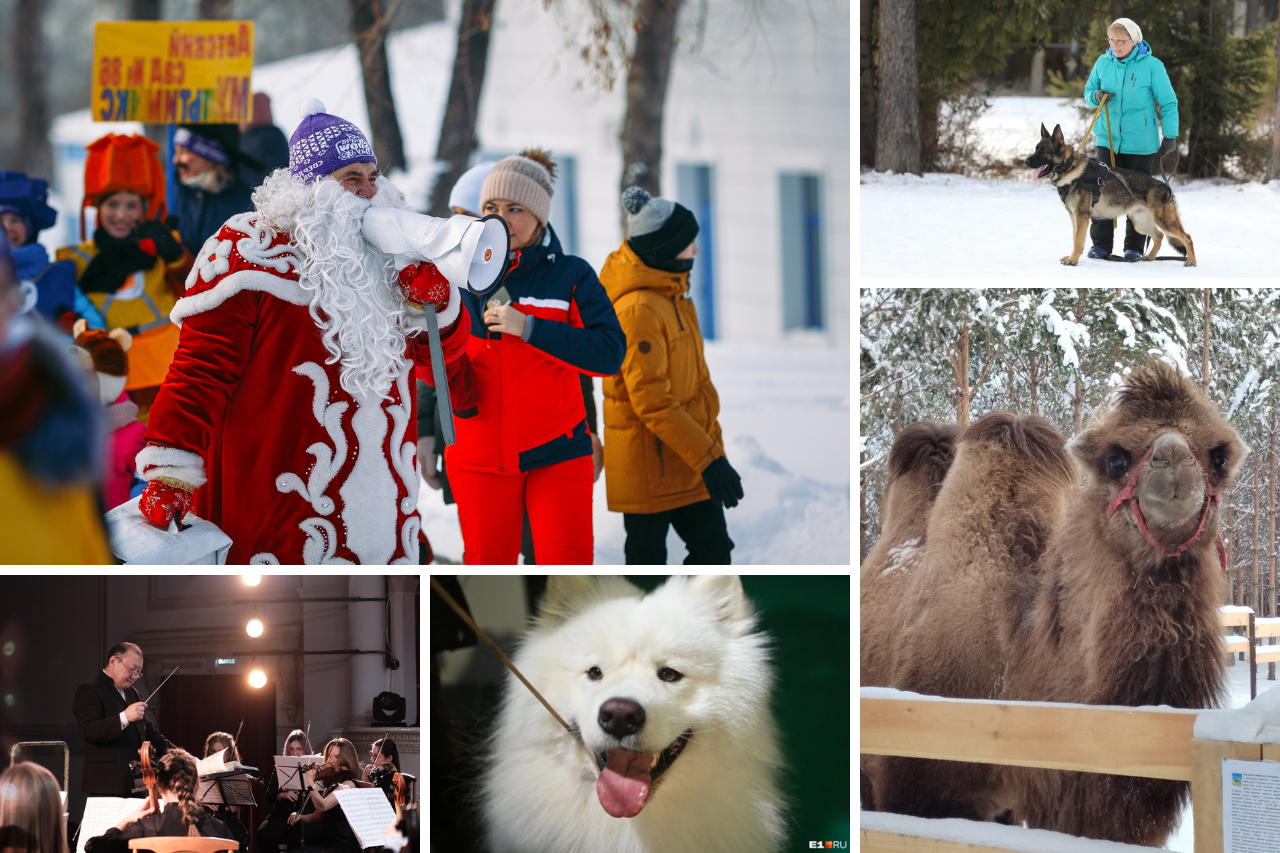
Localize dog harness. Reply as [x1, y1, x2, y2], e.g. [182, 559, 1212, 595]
[1105, 445, 1227, 571]
[1053, 157, 1110, 206]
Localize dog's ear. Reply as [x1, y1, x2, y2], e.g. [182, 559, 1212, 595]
[1052, 124, 1065, 144]
[1040, 123, 1050, 139]
[536, 576, 643, 627]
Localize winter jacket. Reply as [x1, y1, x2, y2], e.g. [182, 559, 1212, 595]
[13, 243, 104, 329]
[173, 177, 255, 257]
[58, 236, 188, 390]
[600, 240, 725, 514]
[437, 224, 625, 476]
[1083, 41, 1179, 155]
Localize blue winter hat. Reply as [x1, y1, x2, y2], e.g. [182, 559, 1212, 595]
[0, 171, 57, 240]
[289, 97, 377, 184]
[448, 161, 498, 215]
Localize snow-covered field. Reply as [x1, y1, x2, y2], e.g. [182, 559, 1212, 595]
[859, 96, 1280, 278]
[417, 340, 851, 565]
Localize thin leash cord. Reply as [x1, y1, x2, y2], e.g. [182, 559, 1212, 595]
[430, 577, 575, 735]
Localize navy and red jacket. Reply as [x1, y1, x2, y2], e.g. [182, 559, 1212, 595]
[445, 224, 625, 475]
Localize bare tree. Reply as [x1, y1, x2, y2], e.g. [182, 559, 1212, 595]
[619, 0, 684, 198]
[428, 0, 498, 217]
[860, 0, 875, 167]
[1267, 24, 1280, 183]
[874, 0, 919, 175]
[13, 0, 52, 178]
[199, 0, 235, 17]
[350, 0, 407, 171]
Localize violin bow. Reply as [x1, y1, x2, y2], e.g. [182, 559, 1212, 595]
[233, 718, 243, 761]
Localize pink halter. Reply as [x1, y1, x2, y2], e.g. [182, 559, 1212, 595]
[1105, 445, 1226, 571]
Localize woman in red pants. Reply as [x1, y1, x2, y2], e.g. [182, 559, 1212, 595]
[434, 149, 625, 564]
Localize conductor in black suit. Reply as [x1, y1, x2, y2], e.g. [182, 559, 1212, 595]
[73, 642, 172, 796]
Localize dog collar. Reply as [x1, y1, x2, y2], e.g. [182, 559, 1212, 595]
[1105, 445, 1226, 570]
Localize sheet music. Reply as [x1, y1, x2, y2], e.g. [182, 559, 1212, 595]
[76, 798, 158, 853]
[332, 787, 397, 850]
[196, 747, 234, 776]
[274, 754, 323, 791]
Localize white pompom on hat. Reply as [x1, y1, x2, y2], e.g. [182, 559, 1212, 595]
[288, 96, 376, 183]
[1110, 17, 1142, 44]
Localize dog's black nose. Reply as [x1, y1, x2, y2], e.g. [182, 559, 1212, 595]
[598, 698, 646, 738]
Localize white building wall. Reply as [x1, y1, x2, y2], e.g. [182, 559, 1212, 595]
[477, 0, 850, 349]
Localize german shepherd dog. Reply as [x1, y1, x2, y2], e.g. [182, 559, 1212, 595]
[1023, 123, 1196, 267]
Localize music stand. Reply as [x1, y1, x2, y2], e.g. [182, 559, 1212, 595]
[197, 767, 258, 807]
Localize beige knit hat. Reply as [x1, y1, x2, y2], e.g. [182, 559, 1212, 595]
[480, 149, 556, 224]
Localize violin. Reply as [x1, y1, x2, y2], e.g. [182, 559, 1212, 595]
[392, 772, 406, 823]
[138, 743, 159, 814]
[299, 760, 355, 787]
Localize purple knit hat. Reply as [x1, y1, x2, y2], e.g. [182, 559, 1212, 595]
[288, 97, 377, 184]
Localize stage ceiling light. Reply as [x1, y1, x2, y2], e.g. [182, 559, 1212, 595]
[248, 669, 267, 689]
[243, 575, 261, 586]
[246, 618, 264, 638]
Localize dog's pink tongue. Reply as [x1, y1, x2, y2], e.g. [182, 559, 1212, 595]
[596, 749, 652, 818]
[1033, 164, 1047, 180]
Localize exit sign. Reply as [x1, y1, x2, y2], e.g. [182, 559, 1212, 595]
[216, 658, 236, 665]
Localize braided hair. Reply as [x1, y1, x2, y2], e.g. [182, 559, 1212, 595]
[155, 749, 202, 837]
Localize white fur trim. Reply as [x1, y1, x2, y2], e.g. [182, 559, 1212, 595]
[339, 390, 399, 565]
[404, 283, 459, 334]
[136, 444, 207, 488]
[171, 270, 310, 327]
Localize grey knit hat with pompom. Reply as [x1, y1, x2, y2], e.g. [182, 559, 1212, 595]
[621, 186, 699, 264]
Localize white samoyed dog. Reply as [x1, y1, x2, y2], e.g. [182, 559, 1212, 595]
[479, 575, 785, 853]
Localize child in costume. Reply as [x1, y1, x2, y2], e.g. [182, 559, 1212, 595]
[57, 134, 192, 419]
[0, 170, 104, 332]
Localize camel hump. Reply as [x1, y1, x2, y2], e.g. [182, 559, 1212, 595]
[960, 412, 1075, 484]
[888, 421, 960, 486]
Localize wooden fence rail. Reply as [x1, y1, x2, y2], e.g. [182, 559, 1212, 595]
[860, 690, 1268, 853]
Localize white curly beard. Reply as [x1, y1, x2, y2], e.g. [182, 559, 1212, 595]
[252, 169, 415, 401]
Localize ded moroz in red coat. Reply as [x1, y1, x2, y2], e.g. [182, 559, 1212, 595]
[138, 212, 469, 564]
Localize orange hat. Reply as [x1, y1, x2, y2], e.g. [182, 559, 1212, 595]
[81, 134, 168, 240]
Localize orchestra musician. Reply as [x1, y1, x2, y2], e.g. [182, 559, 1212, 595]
[285, 738, 361, 853]
[201, 731, 249, 852]
[0, 762, 70, 853]
[257, 730, 309, 853]
[84, 749, 231, 853]
[362, 738, 399, 805]
[72, 642, 172, 796]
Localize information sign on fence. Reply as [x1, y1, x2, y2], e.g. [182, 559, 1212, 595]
[1221, 758, 1280, 853]
[91, 21, 254, 124]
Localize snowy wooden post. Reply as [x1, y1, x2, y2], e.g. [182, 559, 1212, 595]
[1189, 740, 1261, 853]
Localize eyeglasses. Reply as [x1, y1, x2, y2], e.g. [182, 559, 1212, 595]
[115, 658, 143, 678]
[1108, 38, 1132, 45]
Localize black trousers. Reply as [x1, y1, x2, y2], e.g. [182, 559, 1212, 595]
[1090, 147, 1154, 254]
[624, 499, 734, 565]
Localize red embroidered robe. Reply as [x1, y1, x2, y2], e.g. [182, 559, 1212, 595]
[139, 212, 468, 564]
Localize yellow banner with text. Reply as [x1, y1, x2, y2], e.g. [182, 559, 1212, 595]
[91, 20, 254, 124]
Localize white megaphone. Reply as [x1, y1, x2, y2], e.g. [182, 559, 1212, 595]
[361, 207, 510, 296]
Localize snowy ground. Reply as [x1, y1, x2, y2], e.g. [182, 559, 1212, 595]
[860, 96, 1280, 278]
[417, 341, 852, 565]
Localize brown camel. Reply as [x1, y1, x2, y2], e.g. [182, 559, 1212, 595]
[861, 362, 1248, 846]
[859, 421, 959, 809]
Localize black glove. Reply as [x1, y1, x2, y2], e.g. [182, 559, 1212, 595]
[135, 219, 186, 263]
[78, 229, 160, 294]
[1097, 91, 1114, 104]
[1159, 137, 1177, 156]
[701, 456, 744, 509]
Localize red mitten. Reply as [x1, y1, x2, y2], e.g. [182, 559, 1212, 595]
[139, 478, 194, 528]
[397, 262, 451, 310]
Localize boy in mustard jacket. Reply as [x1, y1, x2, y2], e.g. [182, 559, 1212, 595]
[601, 187, 743, 564]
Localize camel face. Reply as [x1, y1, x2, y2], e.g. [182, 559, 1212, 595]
[1134, 431, 1208, 533]
[1070, 363, 1247, 565]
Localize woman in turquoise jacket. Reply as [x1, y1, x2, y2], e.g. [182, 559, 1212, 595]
[1082, 17, 1180, 261]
